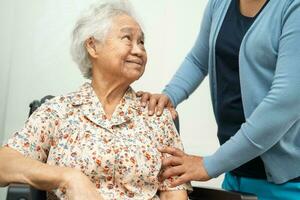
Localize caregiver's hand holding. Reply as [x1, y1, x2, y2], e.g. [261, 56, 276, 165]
[136, 92, 177, 119]
[158, 147, 211, 187]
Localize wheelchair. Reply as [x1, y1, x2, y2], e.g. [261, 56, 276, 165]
[6, 95, 257, 200]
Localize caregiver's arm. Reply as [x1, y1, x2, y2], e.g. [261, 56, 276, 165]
[162, 0, 213, 107]
[138, 0, 214, 114]
[204, 1, 300, 179]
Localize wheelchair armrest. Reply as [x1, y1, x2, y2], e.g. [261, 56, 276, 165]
[6, 183, 46, 200]
[189, 186, 257, 200]
[6, 183, 257, 200]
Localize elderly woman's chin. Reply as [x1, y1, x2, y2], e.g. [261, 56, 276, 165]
[124, 63, 145, 81]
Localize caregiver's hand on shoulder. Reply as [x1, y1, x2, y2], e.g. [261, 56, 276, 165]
[61, 169, 104, 200]
[158, 147, 211, 187]
[136, 91, 177, 119]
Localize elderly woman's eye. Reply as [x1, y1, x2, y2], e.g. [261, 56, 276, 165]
[122, 35, 131, 41]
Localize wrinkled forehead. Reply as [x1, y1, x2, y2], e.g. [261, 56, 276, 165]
[120, 27, 144, 39]
[111, 14, 144, 38]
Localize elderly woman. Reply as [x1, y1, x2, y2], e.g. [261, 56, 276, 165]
[0, 1, 191, 199]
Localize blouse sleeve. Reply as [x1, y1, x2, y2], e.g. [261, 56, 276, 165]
[4, 102, 59, 163]
[156, 110, 193, 192]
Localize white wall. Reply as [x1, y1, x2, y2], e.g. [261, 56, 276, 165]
[0, 0, 222, 199]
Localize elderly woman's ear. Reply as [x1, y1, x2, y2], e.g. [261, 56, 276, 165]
[86, 37, 99, 58]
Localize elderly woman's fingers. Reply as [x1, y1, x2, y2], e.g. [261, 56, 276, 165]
[140, 92, 151, 107]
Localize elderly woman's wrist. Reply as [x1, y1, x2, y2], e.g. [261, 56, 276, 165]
[57, 167, 79, 190]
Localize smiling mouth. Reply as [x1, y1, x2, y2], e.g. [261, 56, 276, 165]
[126, 60, 143, 66]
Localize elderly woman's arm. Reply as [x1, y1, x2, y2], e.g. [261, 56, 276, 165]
[1, 101, 104, 199]
[0, 146, 71, 189]
[160, 190, 188, 200]
[0, 147, 104, 200]
[153, 110, 192, 199]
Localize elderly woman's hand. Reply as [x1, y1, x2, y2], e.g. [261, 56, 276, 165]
[61, 169, 104, 200]
[136, 91, 177, 119]
[158, 147, 211, 187]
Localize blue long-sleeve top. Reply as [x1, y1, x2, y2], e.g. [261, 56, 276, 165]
[163, 0, 300, 184]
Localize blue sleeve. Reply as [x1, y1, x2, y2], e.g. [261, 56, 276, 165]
[204, 1, 300, 178]
[162, 1, 214, 107]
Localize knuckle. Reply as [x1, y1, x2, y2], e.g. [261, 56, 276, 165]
[168, 168, 176, 175]
[150, 97, 157, 103]
[158, 107, 164, 113]
[176, 177, 184, 184]
[170, 158, 177, 166]
[166, 147, 173, 152]
[141, 95, 148, 100]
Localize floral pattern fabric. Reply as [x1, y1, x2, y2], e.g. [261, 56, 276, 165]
[5, 82, 191, 200]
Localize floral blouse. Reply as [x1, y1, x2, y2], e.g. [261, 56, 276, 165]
[6, 83, 191, 200]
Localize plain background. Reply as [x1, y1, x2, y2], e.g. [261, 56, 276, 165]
[0, 0, 223, 198]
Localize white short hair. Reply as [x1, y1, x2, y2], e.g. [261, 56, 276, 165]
[70, 0, 138, 79]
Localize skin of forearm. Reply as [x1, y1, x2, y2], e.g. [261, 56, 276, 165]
[0, 147, 73, 191]
[160, 190, 188, 200]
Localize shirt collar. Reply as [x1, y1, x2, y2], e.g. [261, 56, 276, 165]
[71, 82, 141, 129]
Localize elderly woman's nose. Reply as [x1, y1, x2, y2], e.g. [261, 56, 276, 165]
[131, 43, 144, 56]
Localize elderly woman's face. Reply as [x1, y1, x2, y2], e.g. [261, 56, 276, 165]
[91, 14, 147, 83]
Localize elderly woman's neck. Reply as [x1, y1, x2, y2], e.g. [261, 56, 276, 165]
[91, 79, 129, 119]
